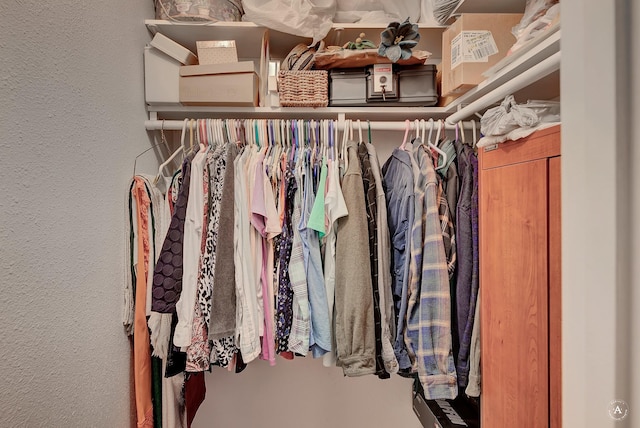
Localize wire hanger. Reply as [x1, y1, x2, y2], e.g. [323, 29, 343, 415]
[154, 119, 187, 183]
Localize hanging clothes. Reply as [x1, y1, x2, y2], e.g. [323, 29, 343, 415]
[321, 154, 349, 368]
[130, 176, 155, 428]
[357, 142, 388, 379]
[234, 147, 262, 363]
[404, 139, 458, 400]
[301, 151, 331, 358]
[151, 153, 196, 314]
[335, 140, 376, 377]
[365, 142, 399, 375]
[125, 118, 485, 425]
[209, 143, 239, 341]
[275, 158, 298, 354]
[381, 145, 415, 373]
[453, 140, 479, 391]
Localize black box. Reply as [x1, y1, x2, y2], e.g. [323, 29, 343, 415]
[413, 393, 480, 428]
[329, 64, 437, 107]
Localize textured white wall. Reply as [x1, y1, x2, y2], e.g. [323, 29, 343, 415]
[0, 1, 154, 426]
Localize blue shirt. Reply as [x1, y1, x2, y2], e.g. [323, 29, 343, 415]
[382, 148, 415, 371]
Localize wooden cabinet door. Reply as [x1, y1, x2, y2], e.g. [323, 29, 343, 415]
[480, 158, 550, 428]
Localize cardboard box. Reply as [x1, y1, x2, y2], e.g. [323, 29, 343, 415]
[441, 13, 523, 98]
[144, 45, 180, 105]
[150, 32, 198, 66]
[196, 40, 238, 65]
[179, 61, 259, 106]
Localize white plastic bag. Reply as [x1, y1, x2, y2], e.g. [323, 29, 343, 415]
[420, 0, 461, 25]
[334, 0, 420, 23]
[243, 0, 336, 45]
[509, 3, 559, 54]
[512, 0, 559, 40]
[480, 95, 540, 137]
[419, 0, 438, 25]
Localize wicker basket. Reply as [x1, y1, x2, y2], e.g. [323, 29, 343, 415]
[278, 70, 329, 107]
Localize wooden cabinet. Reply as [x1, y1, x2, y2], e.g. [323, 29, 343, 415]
[479, 125, 561, 428]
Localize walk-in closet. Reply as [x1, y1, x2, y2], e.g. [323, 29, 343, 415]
[0, 1, 637, 428]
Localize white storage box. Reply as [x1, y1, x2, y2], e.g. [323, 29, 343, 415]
[179, 61, 259, 106]
[144, 45, 180, 105]
[150, 32, 198, 66]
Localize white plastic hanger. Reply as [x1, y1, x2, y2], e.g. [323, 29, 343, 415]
[357, 119, 363, 143]
[471, 119, 477, 148]
[399, 119, 410, 150]
[426, 119, 447, 170]
[340, 119, 350, 171]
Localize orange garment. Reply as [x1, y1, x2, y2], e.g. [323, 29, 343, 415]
[133, 177, 154, 428]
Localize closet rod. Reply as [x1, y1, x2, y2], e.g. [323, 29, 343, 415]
[446, 51, 561, 125]
[145, 119, 477, 132]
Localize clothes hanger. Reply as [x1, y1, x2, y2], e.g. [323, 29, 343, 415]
[471, 119, 477, 148]
[209, 119, 215, 149]
[188, 119, 195, 153]
[425, 118, 431, 144]
[357, 119, 363, 143]
[341, 119, 350, 172]
[367, 120, 372, 145]
[329, 120, 334, 161]
[349, 118, 354, 142]
[425, 119, 447, 170]
[399, 119, 410, 150]
[154, 119, 186, 184]
[133, 120, 170, 179]
[197, 119, 207, 153]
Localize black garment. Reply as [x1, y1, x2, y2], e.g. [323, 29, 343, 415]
[358, 142, 389, 379]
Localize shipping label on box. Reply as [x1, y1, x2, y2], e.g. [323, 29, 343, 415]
[451, 31, 499, 69]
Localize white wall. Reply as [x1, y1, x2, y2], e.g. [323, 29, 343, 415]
[562, 1, 636, 427]
[196, 357, 420, 428]
[630, 2, 640, 427]
[0, 1, 154, 426]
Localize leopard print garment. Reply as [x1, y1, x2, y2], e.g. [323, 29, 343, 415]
[197, 145, 226, 329]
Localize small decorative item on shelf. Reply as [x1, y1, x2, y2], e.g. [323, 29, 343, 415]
[343, 33, 377, 50]
[378, 18, 421, 63]
[277, 70, 329, 107]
